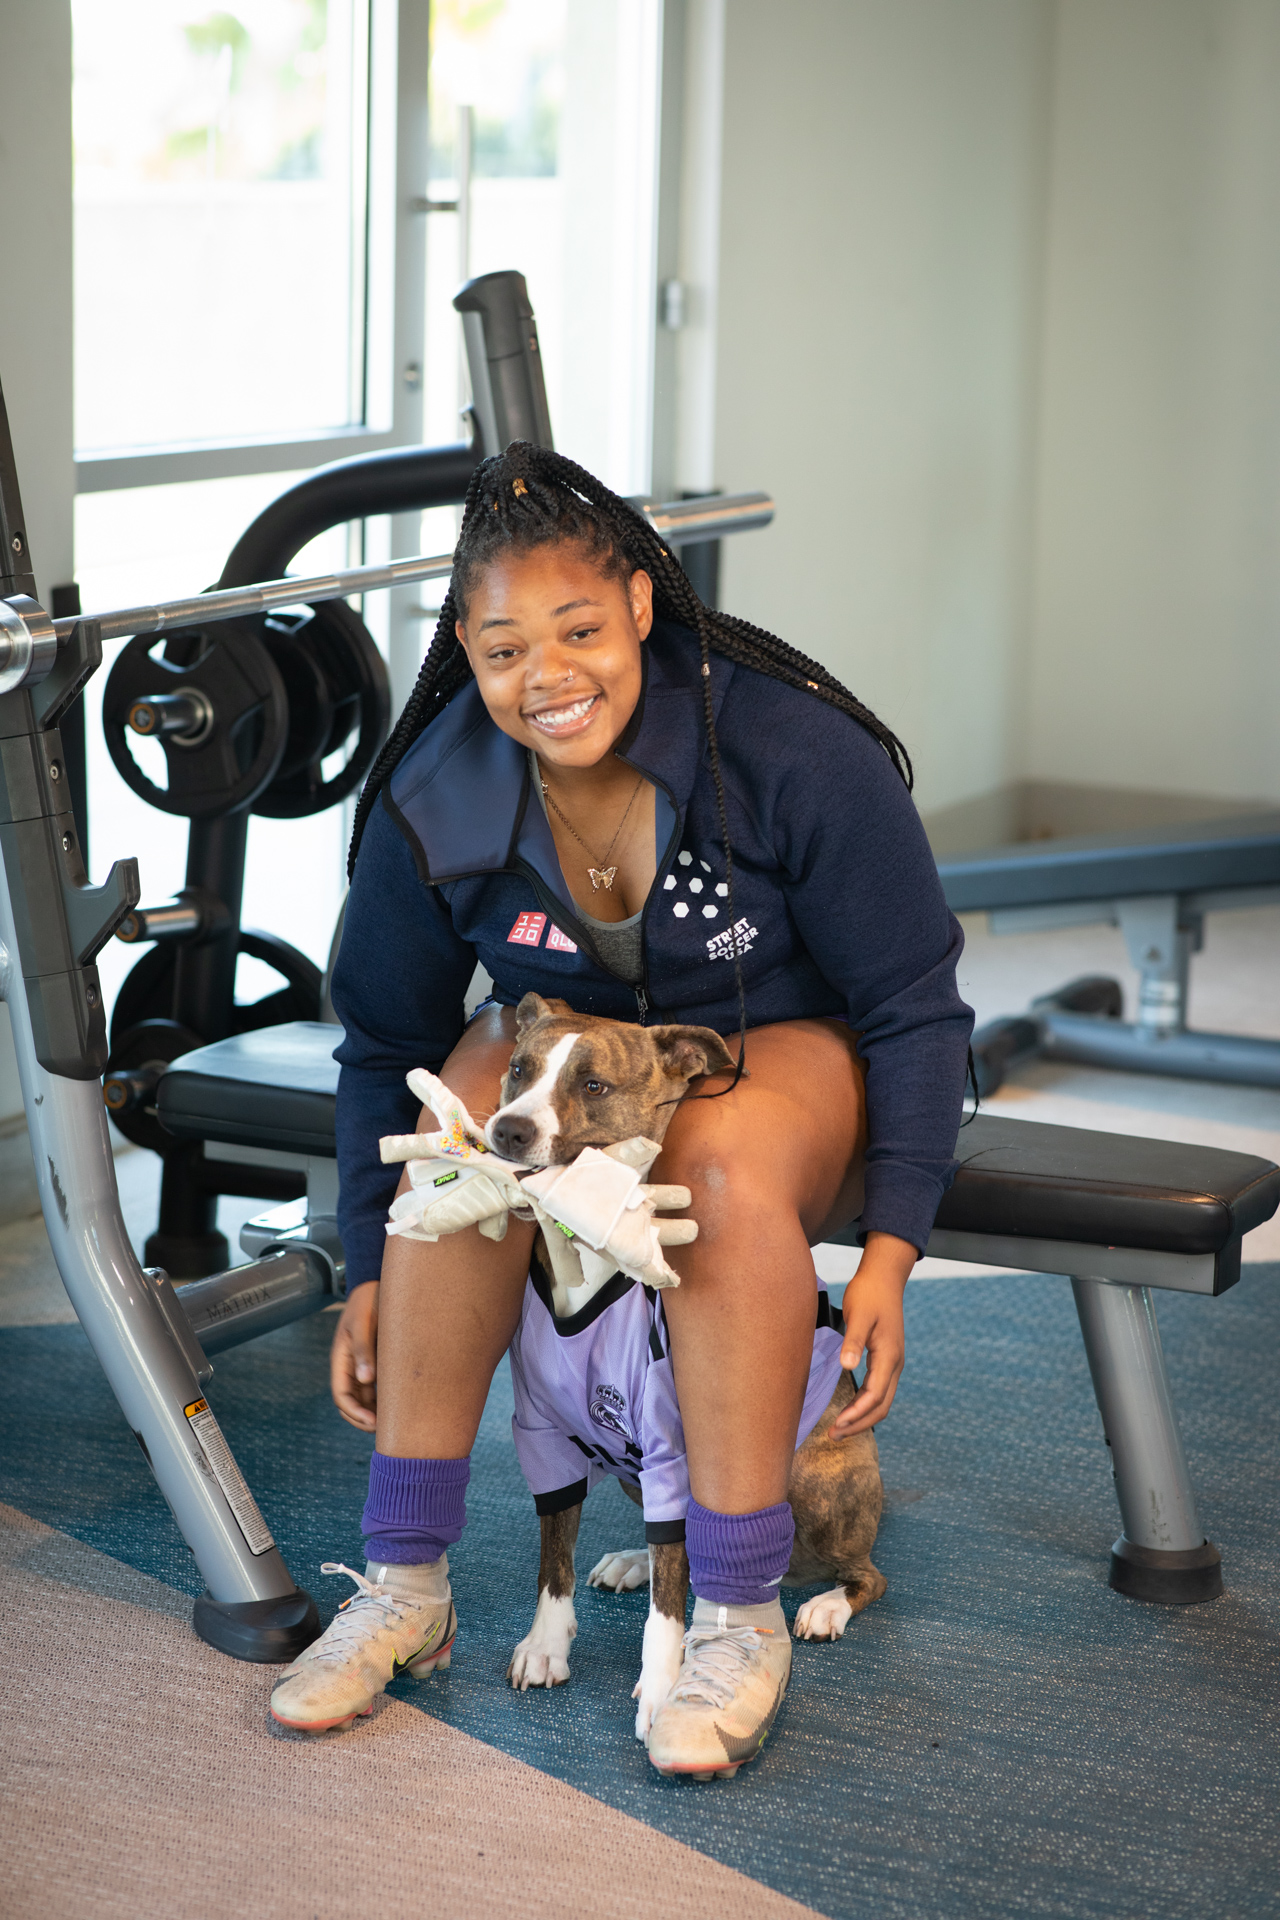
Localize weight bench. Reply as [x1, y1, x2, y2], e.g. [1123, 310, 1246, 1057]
[938, 809, 1280, 1094]
[158, 1022, 1280, 1611]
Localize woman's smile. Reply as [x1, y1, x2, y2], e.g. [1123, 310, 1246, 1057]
[524, 691, 602, 738]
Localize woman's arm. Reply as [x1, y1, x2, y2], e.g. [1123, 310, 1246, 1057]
[761, 697, 974, 1254]
[331, 793, 479, 1295]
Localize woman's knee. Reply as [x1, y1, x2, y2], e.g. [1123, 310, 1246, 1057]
[434, 1005, 518, 1122]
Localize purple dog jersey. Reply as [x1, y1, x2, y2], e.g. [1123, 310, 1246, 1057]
[508, 1267, 847, 1538]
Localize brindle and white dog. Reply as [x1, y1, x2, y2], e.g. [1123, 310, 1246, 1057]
[487, 993, 886, 1734]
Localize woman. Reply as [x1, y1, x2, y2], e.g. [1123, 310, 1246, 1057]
[270, 446, 972, 1772]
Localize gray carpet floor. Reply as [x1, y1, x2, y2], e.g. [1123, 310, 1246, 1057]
[1, 1263, 1276, 1920]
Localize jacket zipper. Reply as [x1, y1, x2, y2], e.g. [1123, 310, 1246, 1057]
[622, 756, 682, 1032]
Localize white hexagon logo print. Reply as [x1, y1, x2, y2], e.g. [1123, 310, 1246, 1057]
[665, 846, 755, 959]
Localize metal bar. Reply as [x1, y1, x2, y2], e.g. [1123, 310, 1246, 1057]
[74, 425, 403, 494]
[1041, 1010, 1280, 1089]
[53, 549, 455, 644]
[649, 491, 773, 542]
[821, 1218, 1222, 1294]
[177, 1246, 334, 1356]
[1070, 1278, 1204, 1551]
[50, 492, 775, 646]
[0, 859, 299, 1607]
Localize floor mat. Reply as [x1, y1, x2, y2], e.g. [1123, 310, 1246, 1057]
[2, 1268, 1277, 1920]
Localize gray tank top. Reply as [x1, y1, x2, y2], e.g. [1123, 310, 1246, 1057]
[529, 752, 647, 985]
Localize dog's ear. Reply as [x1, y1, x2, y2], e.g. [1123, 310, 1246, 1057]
[514, 992, 551, 1035]
[514, 992, 573, 1035]
[651, 1025, 736, 1083]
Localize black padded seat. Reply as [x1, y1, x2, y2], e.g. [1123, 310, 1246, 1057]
[935, 1115, 1280, 1256]
[938, 810, 1280, 914]
[156, 1029, 1280, 1286]
[158, 1022, 339, 1156]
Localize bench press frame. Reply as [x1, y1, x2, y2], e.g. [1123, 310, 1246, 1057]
[941, 821, 1280, 1093]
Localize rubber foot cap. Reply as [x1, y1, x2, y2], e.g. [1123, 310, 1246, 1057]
[194, 1587, 320, 1662]
[1109, 1536, 1223, 1605]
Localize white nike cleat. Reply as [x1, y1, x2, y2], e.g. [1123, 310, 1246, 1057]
[270, 1560, 456, 1733]
[646, 1597, 792, 1780]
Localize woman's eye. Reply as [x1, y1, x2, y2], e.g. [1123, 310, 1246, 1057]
[569, 625, 599, 643]
[584, 1079, 608, 1096]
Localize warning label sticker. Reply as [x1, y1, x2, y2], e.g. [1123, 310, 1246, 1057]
[184, 1398, 275, 1556]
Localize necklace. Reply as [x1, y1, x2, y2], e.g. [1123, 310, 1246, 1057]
[539, 764, 645, 891]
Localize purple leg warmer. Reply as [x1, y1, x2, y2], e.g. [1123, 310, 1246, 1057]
[362, 1452, 470, 1564]
[685, 1498, 795, 1606]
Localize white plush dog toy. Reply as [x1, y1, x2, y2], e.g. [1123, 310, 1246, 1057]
[379, 1068, 698, 1309]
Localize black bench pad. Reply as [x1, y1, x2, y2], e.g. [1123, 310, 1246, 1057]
[156, 1027, 1280, 1260]
[158, 1023, 340, 1156]
[938, 809, 1280, 914]
[936, 1115, 1280, 1255]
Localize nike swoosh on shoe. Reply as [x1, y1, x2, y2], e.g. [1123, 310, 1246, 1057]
[391, 1614, 446, 1678]
[714, 1678, 785, 1763]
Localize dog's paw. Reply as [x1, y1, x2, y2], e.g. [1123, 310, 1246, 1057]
[507, 1591, 576, 1690]
[587, 1549, 650, 1592]
[508, 1639, 572, 1689]
[793, 1587, 854, 1641]
[631, 1609, 685, 1742]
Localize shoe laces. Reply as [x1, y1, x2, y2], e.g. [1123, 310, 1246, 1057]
[306, 1562, 426, 1665]
[669, 1622, 771, 1711]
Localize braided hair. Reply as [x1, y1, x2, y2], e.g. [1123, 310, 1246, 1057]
[349, 443, 913, 1085]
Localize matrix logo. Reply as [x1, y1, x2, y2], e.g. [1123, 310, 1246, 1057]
[706, 917, 758, 961]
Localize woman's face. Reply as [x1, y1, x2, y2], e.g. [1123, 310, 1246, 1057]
[456, 542, 653, 769]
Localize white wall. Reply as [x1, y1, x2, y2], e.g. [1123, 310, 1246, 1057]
[1027, 0, 1280, 803]
[0, 0, 75, 1147]
[710, 0, 1053, 815]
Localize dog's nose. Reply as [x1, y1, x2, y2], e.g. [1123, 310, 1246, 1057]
[490, 1114, 536, 1159]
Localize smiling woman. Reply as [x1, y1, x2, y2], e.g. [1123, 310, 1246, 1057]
[458, 545, 657, 923]
[271, 443, 974, 1769]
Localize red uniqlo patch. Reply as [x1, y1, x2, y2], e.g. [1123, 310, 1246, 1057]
[546, 924, 578, 954]
[507, 912, 546, 947]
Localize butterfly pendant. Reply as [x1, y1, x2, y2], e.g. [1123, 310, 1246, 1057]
[588, 866, 618, 891]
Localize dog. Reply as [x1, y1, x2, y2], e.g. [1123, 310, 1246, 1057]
[484, 993, 887, 1742]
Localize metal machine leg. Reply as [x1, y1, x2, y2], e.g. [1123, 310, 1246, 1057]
[1071, 1276, 1222, 1603]
[0, 875, 320, 1661]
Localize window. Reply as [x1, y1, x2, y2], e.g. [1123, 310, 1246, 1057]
[70, 0, 665, 1017]
[425, 0, 661, 493]
[73, 0, 372, 454]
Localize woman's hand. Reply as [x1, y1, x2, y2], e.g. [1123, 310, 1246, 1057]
[832, 1232, 917, 1437]
[331, 1281, 379, 1432]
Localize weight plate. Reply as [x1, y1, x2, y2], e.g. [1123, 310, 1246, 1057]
[103, 1018, 205, 1154]
[110, 928, 323, 1051]
[102, 620, 289, 818]
[252, 599, 390, 819]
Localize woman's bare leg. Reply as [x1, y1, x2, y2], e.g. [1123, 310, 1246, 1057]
[655, 1019, 867, 1514]
[373, 1005, 536, 1459]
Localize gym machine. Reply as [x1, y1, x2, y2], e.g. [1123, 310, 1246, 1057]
[940, 814, 1280, 1097]
[0, 268, 775, 1659]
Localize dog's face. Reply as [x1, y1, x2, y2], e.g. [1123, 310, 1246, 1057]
[485, 993, 736, 1166]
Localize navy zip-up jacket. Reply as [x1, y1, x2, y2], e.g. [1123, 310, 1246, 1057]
[332, 619, 973, 1287]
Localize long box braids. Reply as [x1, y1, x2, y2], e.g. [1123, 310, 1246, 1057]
[348, 443, 913, 1085]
